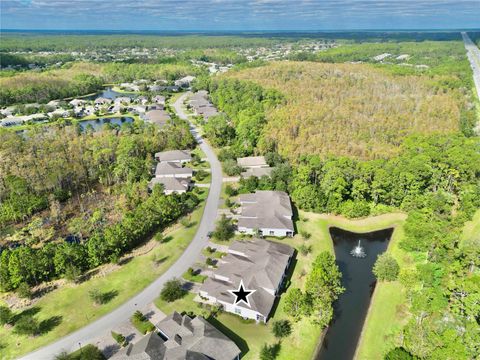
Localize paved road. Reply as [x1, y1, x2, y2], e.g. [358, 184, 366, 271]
[21, 92, 223, 360]
[462, 32, 480, 132]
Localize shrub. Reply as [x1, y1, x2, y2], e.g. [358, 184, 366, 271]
[133, 310, 146, 322]
[111, 331, 127, 347]
[195, 169, 208, 181]
[272, 319, 292, 339]
[260, 343, 280, 360]
[299, 244, 312, 256]
[16, 282, 32, 299]
[14, 315, 40, 336]
[160, 278, 186, 302]
[206, 257, 215, 266]
[300, 230, 311, 240]
[213, 214, 235, 241]
[154, 232, 165, 243]
[223, 159, 243, 176]
[385, 347, 419, 360]
[373, 253, 400, 281]
[0, 306, 13, 325]
[225, 185, 238, 197]
[180, 217, 192, 228]
[206, 246, 215, 254]
[89, 289, 104, 305]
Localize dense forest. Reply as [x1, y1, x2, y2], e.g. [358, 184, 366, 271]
[0, 118, 197, 291]
[222, 61, 470, 159]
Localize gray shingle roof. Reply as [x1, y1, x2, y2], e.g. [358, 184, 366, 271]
[237, 156, 268, 168]
[238, 191, 294, 232]
[149, 177, 191, 192]
[241, 167, 274, 178]
[111, 332, 166, 360]
[200, 239, 294, 317]
[155, 162, 193, 177]
[155, 150, 192, 163]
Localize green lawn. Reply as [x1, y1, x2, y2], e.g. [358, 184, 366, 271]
[182, 270, 208, 284]
[0, 191, 209, 359]
[155, 211, 407, 360]
[131, 316, 155, 335]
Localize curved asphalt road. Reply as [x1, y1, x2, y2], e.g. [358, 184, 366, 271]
[21, 92, 222, 360]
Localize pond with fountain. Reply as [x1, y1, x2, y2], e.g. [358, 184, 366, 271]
[316, 227, 393, 360]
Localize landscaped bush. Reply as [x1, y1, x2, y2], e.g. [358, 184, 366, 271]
[160, 279, 186, 302]
[272, 319, 292, 339]
[212, 214, 235, 241]
[0, 306, 13, 325]
[130, 311, 155, 335]
[111, 331, 127, 347]
[373, 253, 400, 281]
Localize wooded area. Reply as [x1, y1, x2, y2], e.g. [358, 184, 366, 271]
[223, 61, 469, 159]
[0, 119, 197, 291]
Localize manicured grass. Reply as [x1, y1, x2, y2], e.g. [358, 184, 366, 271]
[155, 211, 407, 360]
[354, 215, 411, 360]
[201, 248, 226, 259]
[0, 192, 209, 359]
[131, 316, 155, 335]
[182, 271, 208, 284]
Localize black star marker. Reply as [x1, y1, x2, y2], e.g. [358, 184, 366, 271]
[228, 280, 256, 307]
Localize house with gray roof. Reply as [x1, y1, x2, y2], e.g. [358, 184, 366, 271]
[148, 177, 191, 195]
[198, 239, 294, 323]
[155, 162, 193, 179]
[155, 150, 192, 164]
[143, 109, 171, 127]
[111, 312, 240, 360]
[237, 156, 268, 168]
[237, 191, 294, 237]
[241, 167, 274, 179]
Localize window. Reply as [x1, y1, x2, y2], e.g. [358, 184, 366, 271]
[269, 231, 274, 235]
[235, 307, 242, 315]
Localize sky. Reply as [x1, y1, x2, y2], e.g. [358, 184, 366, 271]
[1, 0, 479, 31]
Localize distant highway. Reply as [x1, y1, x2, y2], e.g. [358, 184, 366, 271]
[20, 92, 223, 359]
[462, 32, 480, 105]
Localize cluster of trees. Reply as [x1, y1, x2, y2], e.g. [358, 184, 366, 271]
[0, 120, 194, 225]
[195, 77, 284, 156]
[245, 134, 480, 358]
[283, 252, 344, 328]
[224, 61, 470, 159]
[0, 61, 203, 106]
[0, 35, 280, 52]
[0, 62, 104, 105]
[0, 119, 197, 292]
[0, 52, 75, 68]
[102, 62, 204, 83]
[0, 185, 199, 291]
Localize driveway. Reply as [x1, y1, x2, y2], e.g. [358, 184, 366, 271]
[20, 92, 223, 359]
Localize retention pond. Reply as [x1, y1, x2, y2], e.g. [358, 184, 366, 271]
[316, 227, 393, 360]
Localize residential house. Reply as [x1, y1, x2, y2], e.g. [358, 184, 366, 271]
[69, 99, 86, 107]
[143, 109, 171, 127]
[94, 97, 113, 107]
[188, 91, 219, 120]
[154, 150, 192, 164]
[114, 96, 132, 105]
[237, 190, 294, 237]
[153, 95, 165, 105]
[111, 312, 241, 360]
[174, 75, 196, 88]
[154, 162, 193, 179]
[241, 167, 273, 178]
[148, 177, 191, 195]
[237, 156, 268, 169]
[198, 239, 294, 323]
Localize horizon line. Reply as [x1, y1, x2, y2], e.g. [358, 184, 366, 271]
[2, 28, 480, 33]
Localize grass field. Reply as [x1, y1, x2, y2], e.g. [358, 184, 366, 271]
[156, 210, 407, 360]
[0, 191, 209, 359]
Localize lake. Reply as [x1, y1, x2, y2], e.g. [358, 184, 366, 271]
[78, 117, 133, 131]
[316, 227, 393, 360]
[85, 87, 137, 100]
